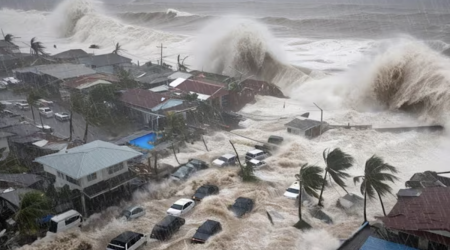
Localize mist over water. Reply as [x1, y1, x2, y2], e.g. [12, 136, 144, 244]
[2, 0, 450, 249]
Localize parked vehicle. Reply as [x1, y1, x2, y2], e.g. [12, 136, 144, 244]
[15, 101, 29, 110]
[191, 220, 222, 244]
[212, 154, 237, 167]
[192, 184, 219, 201]
[255, 135, 284, 153]
[2, 77, 20, 85]
[170, 165, 196, 180]
[283, 181, 300, 199]
[35, 124, 53, 133]
[117, 205, 146, 221]
[48, 210, 82, 234]
[268, 135, 284, 145]
[187, 159, 209, 170]
[55, 112, 70, 121]
[150, 215, 185, 241]
[1, 109, 19, 117]
[37, 99, 54, 106]
[230, 197, 254, 218]
[39, 107, 54, 118]
[246, 159, 266, 169]
[245, 149, 268, 161]
[107, 231, 148, 250]
[166, 198, 195, 216]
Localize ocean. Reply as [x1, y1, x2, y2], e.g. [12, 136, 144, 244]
[1, 0, 450, 249]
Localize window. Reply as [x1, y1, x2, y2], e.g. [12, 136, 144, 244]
[87, 173, 97, 182]
[65, 215, 79, 225]
[66, 175, 80, 185]
[108, 163, 124, 175]
[57, 171, 64, 179]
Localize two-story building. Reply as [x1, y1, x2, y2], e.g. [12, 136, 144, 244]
[35, 140, 142, 216]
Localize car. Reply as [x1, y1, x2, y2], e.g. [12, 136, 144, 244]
[35, 124, 53, 133]
[170, 164, 196, 180]
[212, 154, 237, 167]
[117, 205, 146, 221]
[192, 184, 219, 201]
[2, 77, 19, 85]
[246, 159, 266, 169]
[268, 135, 284, 145]
[283, 181, 300, 199]
[150, 215, 185, 241]
[245, 149, 268, 161]
[191, 220, 222, 244]
[166, 198, 195, 216]
[1, 109, 19, 118]
[48, 210, 82, 234]
[38, 107, 54, 118]
[15, 101, 29, 110]
[230, 197, 254, 218]
[55, 112, 70, 121]
[187, 158, 209, 170]
[37, 99, 53, 107]
[107, 231, 148, 250]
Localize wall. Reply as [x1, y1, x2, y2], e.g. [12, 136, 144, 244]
[44, 164, 81, 191]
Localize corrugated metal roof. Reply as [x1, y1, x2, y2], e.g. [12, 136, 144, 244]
[168, 72, 192, 80]
[14, 63, 96, 80]
[52, 49, 89, 59]
[284, 118, 323, 131]
[151, 99, 184, 111]
[149, 85, 169, 93]
[35, 140, 142, 179]
[169, 78, 186, 87]
[77, 53, 132, 67]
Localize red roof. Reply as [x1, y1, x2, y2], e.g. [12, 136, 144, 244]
[120, 88, 166, 110]
[381, 187, 450, 235]
[175, 79, 229, 99]
[63, 73, 119, 89]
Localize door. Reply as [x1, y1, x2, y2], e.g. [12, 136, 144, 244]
[182, 202, 193, 214]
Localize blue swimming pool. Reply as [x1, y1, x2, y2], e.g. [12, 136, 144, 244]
[129, 132, 160, 150]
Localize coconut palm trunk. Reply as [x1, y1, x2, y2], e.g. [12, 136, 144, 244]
[298, 180, 303, 220]
[318, 171, 328, 207]
[39, 113, 45, 131]
[363, 185, 367, 223]
[83, 121, 88, 143]
[377, 191, 386, 216]
[30, 106, 36, 124]
[69, 111, 73, 141]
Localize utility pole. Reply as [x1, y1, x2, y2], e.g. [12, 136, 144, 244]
[157, 43, 166, 66]
[313, 102, 323, 136]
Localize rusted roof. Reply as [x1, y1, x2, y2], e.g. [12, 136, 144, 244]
[175, 79, 229, 99]
[120, 88, 167, 111]
[63, 73, 119, 89]
[381, 187, 450, 232]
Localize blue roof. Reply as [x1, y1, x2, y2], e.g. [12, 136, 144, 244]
[361, 237, 418, 250]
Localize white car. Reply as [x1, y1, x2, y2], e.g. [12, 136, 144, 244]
[166, 198, 195, 216]
[15, 101, 29, 110]
[283, 181, 300, 199]
[35, 124, 53, 133]
[245, 149, 268, 161]
[246, 159, 266, 169]
[117, 205, 146, 221]
[55, 112, 70, 121]
[212, 154, 237, 167]
[2, 77, 19, 84]
[39, 107, 54, 118]
[37, 99, 54, 107]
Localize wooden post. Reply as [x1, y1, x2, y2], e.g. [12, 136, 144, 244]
[172, 142, 180, 165]
[229, 140, 243, 172]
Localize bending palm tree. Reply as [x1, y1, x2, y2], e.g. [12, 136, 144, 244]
[30, 37, 46, 56]
[112, 42, 123, 54]
[354, 155, 398, 223]
[4, 34, 14, 43]
[294, 163, 324, 229]
[14, 191, 51, 235]
[318, 148, 354, 207]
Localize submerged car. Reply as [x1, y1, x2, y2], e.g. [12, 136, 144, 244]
[166, 198, 195, 216]
[230, 197, 254, 218]
[107, 231, 147, 250]
[117, 205, 146, 221]
[38, 107, 54, 118]
[192, 184, 219, 201]
[35, 124, 53, 133]
[212, 154, 237, 167]
[188, 158, 209, 170]
[191, 220, 222, 244]
[170, 165, 196, 180]
[246, 159, 266, 169]
[283, 181, 300, 199]
[245, 149, 268, 161]
[150, 215, 185, 241]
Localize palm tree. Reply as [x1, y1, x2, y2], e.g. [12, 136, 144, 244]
[30, 37, 46, 56]
[112, 42, 123, 55]
[27, 92, 43, 128]
[294, 163, 324, 229]
[354, 155, 399, 222]
[318, 148, 354, 207]
[14, 191, 51, 235]
[4, 34, 14, 43]
[164, 111, 187, 140]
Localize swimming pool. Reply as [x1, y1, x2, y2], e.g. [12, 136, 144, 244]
[129, 132, 160, 150]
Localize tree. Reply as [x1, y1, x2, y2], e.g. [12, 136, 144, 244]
[229, 140, 258, 182]
[164, 112, 186, 140]
[112, 42, 123, 54]
[183, 93, 198, 102]
[27, 92, 43, 128]
[4, 34, 14, 43]
[30, 37, 46, 56]
[354, 155, 399, 222]
[177, 55, 189, 72]
[318, 148, 354, 207]
[14, 191, 51, 235]
[294, 163, 324, 230]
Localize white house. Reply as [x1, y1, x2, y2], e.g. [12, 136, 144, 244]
[35, 140, 142, 216]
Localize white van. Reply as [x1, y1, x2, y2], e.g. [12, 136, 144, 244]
[48, 210, 82, 234]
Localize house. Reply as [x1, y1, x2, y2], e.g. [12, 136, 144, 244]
[338, 222, 418, 250]
[130, 64, 174, 87]
[0, 131, 15, 160]
[174, 79, 229, 108]
[284, 118, 328, 138]
[0, 40, 20, 55]
[405, 171, 450, 188]
[61, 73, 119, 100]
[380, 187, 450, 250]
[52, 49, 89, 62]
[77, 53, 132, 74]
[168, 71, 192, 81]
[0, 173, 46, 191]
[34, 140, 142, 216]
[0, 188, 35, 229]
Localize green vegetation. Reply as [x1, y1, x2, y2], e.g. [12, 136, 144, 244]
[164, 111, 187, 140]
[318, 148, 354, 207]
[0, 154, 29, 173]
[15, 191, 51, 236]
[354, 155, 399, 222]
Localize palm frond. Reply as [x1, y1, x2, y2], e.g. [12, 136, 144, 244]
[323, 148, 354, 188]
[4, 34, 14, 43]
[362, 155, 398, 200]
[353, 176, 364, 185]
[299, 164, 324, 198]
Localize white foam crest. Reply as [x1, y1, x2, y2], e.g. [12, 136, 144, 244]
[48, 0, 96, 37]
[166, 8, 194, 17]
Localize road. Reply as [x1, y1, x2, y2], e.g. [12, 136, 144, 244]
[0, 90, 110, 142]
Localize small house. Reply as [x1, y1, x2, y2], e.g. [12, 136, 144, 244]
[174, 79, 229, 108]
[52, 49, 89, 62]
[284, 118, 327, 139]
[77, 53, 132, 74]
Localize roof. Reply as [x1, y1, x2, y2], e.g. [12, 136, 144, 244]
[168, 71, 192, 80]
[221, 154, 235, 159]
[380, 187, 450, 232]
[149, 85, 169, 93]
[14, 63, 96, 80]
[338, 222, 375, 250]
[247, 149, 263, 154]
[2, 124, 40, 137]
[0, 173, 43, 187]
[175, 79, 229, 99]
[151, 99, 184, 112]
[174, 198, 193, 206]
[169, 78, 186, 88]
[51, 210, 80, 222]
[360, 237, 417, 250]
[0, 40, 19, 48]
[284, 118, 323, 131]
[52, 49, 89, 59]
[199, 219, 221, 230]
[135, 71, 173, 85]
[63, 73, 118, 89]
[120, 88, 167, 111]
[0, 188, 34, 208]
[35, 140, 142, 179]
[112, 231, 140, 244]
[77, 53, 132, 67]
[0, 131, 15, 138]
